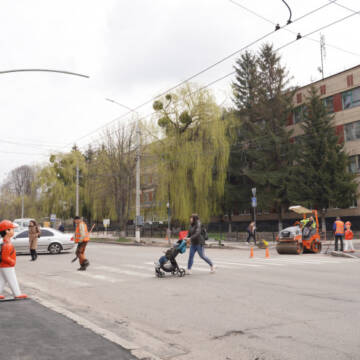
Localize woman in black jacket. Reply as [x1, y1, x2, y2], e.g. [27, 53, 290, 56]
[186, 214, 214, 274]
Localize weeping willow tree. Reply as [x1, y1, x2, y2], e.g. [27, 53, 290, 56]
[151, 84, 230, 223]
[37, 149, 86, 219]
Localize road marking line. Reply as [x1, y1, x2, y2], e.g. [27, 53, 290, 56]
[77, 272, 121, 283]
[94, 266, 150, 278]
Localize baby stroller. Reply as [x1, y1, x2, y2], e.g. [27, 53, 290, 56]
[154, 231, 188, 278]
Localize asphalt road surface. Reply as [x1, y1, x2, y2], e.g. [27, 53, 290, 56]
[7, 243, 360, 360]
[1, 299, 136, 360]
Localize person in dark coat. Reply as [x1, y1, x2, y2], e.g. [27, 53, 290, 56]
[186, 214, 214, 274]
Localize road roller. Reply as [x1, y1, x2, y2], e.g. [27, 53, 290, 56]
[276, 205, 322, 255]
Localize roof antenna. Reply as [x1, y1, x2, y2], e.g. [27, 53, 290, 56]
[281, 0, 293, 24]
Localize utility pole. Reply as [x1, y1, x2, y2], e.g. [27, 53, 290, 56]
[21, 194, 24, 218]
[319, 34, 326, 80]
[76, 164, 79, 216]
[135, 120, 141, 243]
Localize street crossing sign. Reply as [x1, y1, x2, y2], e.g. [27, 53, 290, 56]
[251, 197, 257, 208]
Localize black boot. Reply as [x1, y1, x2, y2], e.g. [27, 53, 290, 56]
[30, 250, 35, 261]
[34, 250, 38, 261]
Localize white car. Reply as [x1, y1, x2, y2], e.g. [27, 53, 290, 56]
[0, 228, 75, 254]
[13, 218, 34, 232]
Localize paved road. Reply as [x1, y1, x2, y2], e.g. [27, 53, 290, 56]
[0, 298, 136, 360]
[8, 244, 360, 360]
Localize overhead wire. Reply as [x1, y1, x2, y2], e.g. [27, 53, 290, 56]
[79, 5, 360, 157]
[67, 0, 339, 149]
[228, 0, 360, 57]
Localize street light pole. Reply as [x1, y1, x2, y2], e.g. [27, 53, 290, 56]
[76, 164, 79, 216]
[251, 187, 257, 241]
[166, 202, 171, 245]
[135, 120, 141, 243]
[106, 98, 141, 243]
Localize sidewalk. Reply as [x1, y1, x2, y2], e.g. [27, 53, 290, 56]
[0, 298, 136, 360]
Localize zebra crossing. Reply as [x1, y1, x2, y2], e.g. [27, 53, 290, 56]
[69, 255, 357, 284]
[26, 255, 357, 292]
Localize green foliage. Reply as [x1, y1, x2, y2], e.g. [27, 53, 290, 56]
[288, 86, 357, 209]
[152, 84, 230, 223]
[227, 44, 296, 217]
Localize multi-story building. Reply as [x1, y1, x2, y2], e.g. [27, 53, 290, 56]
[289, 64, 360, 211]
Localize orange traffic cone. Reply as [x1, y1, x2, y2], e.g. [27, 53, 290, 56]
[250, 246, 254, 258]
[265, 247, 270, 258]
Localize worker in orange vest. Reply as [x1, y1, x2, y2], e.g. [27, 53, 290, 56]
[0, 220, 28, 300]
[333, 216, 345, 252]
[74, 216, 90, 271]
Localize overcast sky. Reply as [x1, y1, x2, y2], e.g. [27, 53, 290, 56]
[0, 0, 359, 181]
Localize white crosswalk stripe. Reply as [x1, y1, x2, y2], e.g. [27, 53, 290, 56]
[77, 272, 122, 283]
[94, 265, 150, 278]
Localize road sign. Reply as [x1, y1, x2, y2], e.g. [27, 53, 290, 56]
[103, 219, 110, 227]
[50, 214, 56, 222]
[251, 197, 257, 208]
[136, 215, 144, 226]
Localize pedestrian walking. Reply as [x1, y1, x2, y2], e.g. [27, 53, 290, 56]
[28, 220, 40, 261]
[333, 216, 345, 252]
[58, 222, 65, 233]
[73, 216, 90, 271]
[186, 214, 214, 274]
[246, 221, 256, 245]
[344, 221, 355, 253]
[0, 220, 27, 299]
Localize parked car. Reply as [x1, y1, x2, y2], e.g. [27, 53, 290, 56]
[0, 228, 75, 254]
[13, 218, 34, 232]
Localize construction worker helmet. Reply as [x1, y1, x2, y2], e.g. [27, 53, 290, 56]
[0, 220, 18, 232]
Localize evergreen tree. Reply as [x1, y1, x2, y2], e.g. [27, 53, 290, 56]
[227, 44, 296, 229]
[288, 86, 357, 230]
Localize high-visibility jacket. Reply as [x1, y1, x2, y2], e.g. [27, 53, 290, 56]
[345, 229, 353, 240]
[300, 219, 309, 227]
[74, 221, 90, 243]
[0, 239, 16, 268]
[334, 220, 345, 235]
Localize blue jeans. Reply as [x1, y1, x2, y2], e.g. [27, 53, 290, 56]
[158, 255, 168, 266]
[187, 245, 213, 270]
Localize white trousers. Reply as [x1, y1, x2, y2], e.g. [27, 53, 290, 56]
[0, 267, 21, 297]
[344, 240, 355, 252]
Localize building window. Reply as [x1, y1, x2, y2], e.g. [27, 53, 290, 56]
[347, 74, 354, 87]
[322, 96, 334, 113]
[320, 85, 326, 95]
[342, 87, 360, 110]
[348, 155, 360, 173]
[293, 105, 305, 124]
[296, 93, 302, 104]
[345, 121, 360, 142]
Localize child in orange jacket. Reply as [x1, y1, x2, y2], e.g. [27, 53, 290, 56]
[344, 221, 355, 253]
[0, 220, 27, 299]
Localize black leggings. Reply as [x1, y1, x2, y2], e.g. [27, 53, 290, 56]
[246, 231, 256, 244]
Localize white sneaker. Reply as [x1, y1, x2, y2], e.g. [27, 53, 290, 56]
[186, 269, 192, 275]
[210, 266, 216, 273]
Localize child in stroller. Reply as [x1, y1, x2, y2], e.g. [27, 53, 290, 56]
[154, 231, 188, 278]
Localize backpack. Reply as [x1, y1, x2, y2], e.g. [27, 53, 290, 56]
[201, 226, 209, 241]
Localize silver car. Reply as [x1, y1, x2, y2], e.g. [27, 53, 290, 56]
[0, 228, 75, 254]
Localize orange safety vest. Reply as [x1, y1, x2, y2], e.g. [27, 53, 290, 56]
[334, 220, 345, 235]
[75, 221, 90, 243]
